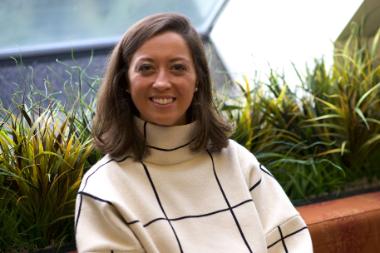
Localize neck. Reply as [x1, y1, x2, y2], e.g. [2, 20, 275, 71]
[134, 117, 199, 165]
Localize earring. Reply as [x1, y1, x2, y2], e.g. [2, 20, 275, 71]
[195, 87, 198, 92]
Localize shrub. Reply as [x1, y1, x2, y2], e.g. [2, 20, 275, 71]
[0, 60, 101, 251]
[222, 24, 380, 202]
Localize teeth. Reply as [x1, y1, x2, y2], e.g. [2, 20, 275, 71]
[152, 97, 174, 105]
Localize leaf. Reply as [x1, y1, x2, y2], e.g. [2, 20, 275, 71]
[356, 81, 380, 108]
[361, 134, 380, 150]
[354, 107, 370, 130]
[316, 148, 349, 157]
[370, 27, 380, 58]
[304, 114, 341, 122]
[340, 141, 347, 156]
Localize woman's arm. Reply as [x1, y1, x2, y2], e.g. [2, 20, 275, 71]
[249, 163, 313, 253]
[75, 191, 144, 253]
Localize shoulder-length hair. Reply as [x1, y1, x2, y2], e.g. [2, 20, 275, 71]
[92, 12, 231, 160]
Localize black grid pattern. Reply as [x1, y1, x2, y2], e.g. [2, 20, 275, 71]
[267, 225, 308, 251]
[207, 150, 253, 253]
[75, 155, 130, 231]
[141, 160, 184, 253]
[142, 198, 253, 227]
[76, 146, 308, 252]
[278, 226, 288, 253]
[78, 191, 139, 227]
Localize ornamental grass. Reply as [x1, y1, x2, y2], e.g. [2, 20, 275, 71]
[222, 24, 380, 202]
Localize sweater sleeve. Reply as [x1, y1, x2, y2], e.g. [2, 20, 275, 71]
[236, 143, 313, 252]
[75, 192, 144, 253]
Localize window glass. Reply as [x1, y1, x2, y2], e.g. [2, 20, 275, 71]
[0, 0, 224, 53]
[211, 0, 362, 84]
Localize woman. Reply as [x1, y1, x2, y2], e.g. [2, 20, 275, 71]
[75, 13, 313, 252]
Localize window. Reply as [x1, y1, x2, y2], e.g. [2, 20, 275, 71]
[0, 0, 228, 107]
[0, 0, 226, 57]
[210, 0, 363, 83]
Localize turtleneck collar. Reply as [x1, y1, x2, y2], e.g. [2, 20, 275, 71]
[134, 117, 199, 165]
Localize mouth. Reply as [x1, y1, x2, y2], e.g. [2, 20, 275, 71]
[150, 97, 176, 105]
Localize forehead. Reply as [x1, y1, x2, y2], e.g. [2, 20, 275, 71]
[131, 31, 192, 60]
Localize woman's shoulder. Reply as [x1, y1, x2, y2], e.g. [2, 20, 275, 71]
[82, 154, 113, 179]
[223, 139, 263, 174]
[79, 154, 135, 192]
[225, 139, 258, 161]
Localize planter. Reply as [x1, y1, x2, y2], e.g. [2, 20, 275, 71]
[297, 191, 380, 253]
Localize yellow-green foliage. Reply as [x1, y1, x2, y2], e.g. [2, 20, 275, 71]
[0, 104, 95, 250]
[222, 25, 380, 202]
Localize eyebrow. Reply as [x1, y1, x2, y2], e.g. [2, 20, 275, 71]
[134, 56, 192, 63]
[169, 57, 192, 63]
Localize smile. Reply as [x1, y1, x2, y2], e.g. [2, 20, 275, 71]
[150, 97, 176, 105]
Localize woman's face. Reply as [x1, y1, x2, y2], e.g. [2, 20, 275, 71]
[128, 31, 197, 126]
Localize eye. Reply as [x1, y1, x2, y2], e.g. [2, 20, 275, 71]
[171, 63, 187, 73]
[137, 63, 155, 75]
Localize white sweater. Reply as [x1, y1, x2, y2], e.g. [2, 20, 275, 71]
[75, 119, 313, 252]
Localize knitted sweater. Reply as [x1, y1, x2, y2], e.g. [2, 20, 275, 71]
[75, 119, 313, 252]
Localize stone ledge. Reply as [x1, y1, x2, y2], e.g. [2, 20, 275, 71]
[297, 191, 380, 253]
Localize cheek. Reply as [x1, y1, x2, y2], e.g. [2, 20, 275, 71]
[128, 74, 144, 92]
[128, 77, 144, 106]
[181, 87, 196, 111]
[185, 78, 197, 100]
[129, 87, 144, 108]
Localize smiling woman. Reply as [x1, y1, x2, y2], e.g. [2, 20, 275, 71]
[75, 13, 313, 252]
[127, 32, 197, 126]
[90, 13, 231, 162]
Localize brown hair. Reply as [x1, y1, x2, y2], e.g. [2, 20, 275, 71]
[92, 12, 231, 159]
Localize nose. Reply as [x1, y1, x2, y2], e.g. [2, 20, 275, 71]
[152, 69, 171, 90]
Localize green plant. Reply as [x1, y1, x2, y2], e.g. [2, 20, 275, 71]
[0, 104, 94, 251]
[308, 23, 380, 181]
[222, 74, 346, 200]
[0, 58, 101, 251]
[222, 24, 380, 201]
[0, 187, 26, 250]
